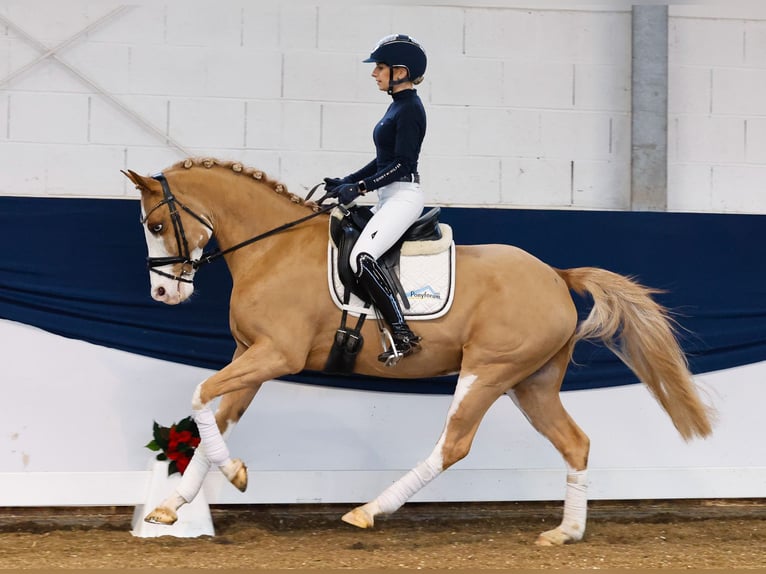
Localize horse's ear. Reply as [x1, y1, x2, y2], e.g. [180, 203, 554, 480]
[121, 169, 155, 192]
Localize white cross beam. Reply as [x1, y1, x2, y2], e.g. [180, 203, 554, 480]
[0, 6, 192, 156]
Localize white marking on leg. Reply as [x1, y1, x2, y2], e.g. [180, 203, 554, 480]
[191, 383, 204, 411]
[447, 373, 476, 418]
[221, 419, 237, 440]
[371, 373, 478, 515]
[430, 373, 477, 464]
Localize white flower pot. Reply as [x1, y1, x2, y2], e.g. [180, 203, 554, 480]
[131, 459, 214, 538]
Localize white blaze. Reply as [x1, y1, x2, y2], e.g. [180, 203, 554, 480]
[141, 206, 210, 305]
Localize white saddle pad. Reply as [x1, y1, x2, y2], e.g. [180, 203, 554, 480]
[327, 223, 456, 320]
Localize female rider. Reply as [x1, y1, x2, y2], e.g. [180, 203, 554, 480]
[325, 34, 427, 365]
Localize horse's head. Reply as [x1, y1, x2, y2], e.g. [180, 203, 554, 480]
[123, 169, 214, 305]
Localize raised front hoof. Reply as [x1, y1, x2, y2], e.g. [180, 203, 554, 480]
[535, 526, 583, 546]
[144, 506, 178, 525]
[227, 458, 248, 492]
[341, 505, 375, 529]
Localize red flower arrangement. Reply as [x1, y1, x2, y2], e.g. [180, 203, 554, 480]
[145, 416, 201, 476]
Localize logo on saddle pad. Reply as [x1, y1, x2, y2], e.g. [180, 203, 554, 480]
[328, 224, 456, 320]
[408, 285, 442, 301]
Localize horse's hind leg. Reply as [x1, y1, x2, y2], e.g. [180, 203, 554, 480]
[342, 369, 505, 529]
[144, 386, 261, 525]
[507, 342, 590, 545]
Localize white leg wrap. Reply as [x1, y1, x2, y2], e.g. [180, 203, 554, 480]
[560, 469, 588, 539]
[374, 458, 442, 515]
[174, 445, 211, 504]
[192, 407, 231, 468]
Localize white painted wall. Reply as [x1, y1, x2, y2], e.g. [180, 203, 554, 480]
[2, 318, 763, 507]
[0, 1, 764, 212]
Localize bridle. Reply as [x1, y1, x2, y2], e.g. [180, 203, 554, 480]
[139, 174, 213, 283]
[140, 173, 335, 284]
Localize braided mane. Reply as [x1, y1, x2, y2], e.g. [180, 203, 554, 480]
[171, 157, 311, 208]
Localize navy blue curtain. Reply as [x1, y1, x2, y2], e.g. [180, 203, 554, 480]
[2, 196, 764, 394]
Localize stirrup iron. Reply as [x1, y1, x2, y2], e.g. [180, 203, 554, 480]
[376, 325, 421, 366]
[378, 327, 402, 367]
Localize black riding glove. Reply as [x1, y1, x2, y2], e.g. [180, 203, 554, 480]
[323, 177, 347, 194]
[336, 182, 362, 205]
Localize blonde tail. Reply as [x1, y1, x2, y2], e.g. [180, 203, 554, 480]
[558, 267, 714, 441]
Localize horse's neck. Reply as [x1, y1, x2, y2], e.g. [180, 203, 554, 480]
[194, 173, 316, 274]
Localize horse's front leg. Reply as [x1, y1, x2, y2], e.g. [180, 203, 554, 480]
[144, 386, 261, 525]
[190, 343, 295, 493]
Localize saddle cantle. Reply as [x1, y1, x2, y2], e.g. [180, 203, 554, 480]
[328, 205, 456, 320]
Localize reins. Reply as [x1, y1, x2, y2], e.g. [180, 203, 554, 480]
[194, 201, 336, 269]
[142, 173, 335, 282]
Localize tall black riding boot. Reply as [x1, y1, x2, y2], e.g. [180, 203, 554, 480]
[355, 253, 421, 364]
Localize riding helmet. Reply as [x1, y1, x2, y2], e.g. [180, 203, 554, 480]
[363, 34, 427, 84]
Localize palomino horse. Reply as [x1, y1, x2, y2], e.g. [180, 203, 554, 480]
[123, 158, 712, 545]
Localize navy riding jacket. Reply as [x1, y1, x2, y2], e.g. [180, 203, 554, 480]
[345, 89, 426, 192]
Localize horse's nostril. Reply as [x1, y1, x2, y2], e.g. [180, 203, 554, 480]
[157, 286, 166, 297]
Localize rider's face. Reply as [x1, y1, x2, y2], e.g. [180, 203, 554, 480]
[372, 63, 407, 92]
[372, 63, 390, 92]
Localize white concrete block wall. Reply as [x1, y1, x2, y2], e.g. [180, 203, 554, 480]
[501, 157, 572, 206]
[10, 92, 89, 142]
[669, 6, 766, 213]
[748, 117, 766, 163]
[89, 95, 168, 147]
[0, 92, 7, 141]
[247, 100, 323, 151]
[0, 2, 764, 213]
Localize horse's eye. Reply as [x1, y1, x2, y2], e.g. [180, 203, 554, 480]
[150, 223, 163, 234]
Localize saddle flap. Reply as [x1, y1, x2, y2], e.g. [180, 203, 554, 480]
[329, 205, 373, 249]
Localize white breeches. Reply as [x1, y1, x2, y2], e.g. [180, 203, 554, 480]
[349, 181, 424, 274]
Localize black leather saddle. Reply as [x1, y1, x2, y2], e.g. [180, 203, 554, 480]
[330, 205, 442, 305]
